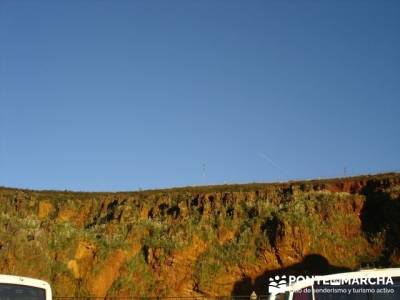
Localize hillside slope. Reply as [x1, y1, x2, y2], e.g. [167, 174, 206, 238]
[0, 173, 399, 296]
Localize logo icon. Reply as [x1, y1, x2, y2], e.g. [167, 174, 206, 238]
[268, 275, 287, 293]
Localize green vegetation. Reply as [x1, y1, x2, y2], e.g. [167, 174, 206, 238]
[109, 252, 157, 296]
[0, 173, 398, 296]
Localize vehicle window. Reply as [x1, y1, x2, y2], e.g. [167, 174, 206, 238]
[370, 276, 400, 300]
[0, 284, 46, 300]
[273, 291, 290, 300]
[314, 284, 368, 300]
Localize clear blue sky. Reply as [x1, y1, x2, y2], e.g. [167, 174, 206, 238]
[1, 1, 399, 191]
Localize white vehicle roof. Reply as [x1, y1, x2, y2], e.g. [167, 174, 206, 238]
[315, 268, 400, 282]
[0, 274, 53, 300]
[270, 268, 400, 297]
[0, 274, 51, 290]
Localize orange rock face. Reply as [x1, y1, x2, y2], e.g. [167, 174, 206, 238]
[0, 173, 399, 296]
[87, 250, 128, 297]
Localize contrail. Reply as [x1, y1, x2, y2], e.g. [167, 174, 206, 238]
[258, 152, 280, 169]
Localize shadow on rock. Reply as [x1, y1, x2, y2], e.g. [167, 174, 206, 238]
[360, 179, 400, 265]
[232, 254, 351, 296]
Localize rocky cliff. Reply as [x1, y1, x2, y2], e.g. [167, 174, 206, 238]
[0, 173, 399, 296]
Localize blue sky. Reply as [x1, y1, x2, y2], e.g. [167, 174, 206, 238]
[1, 1, 399, 191]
